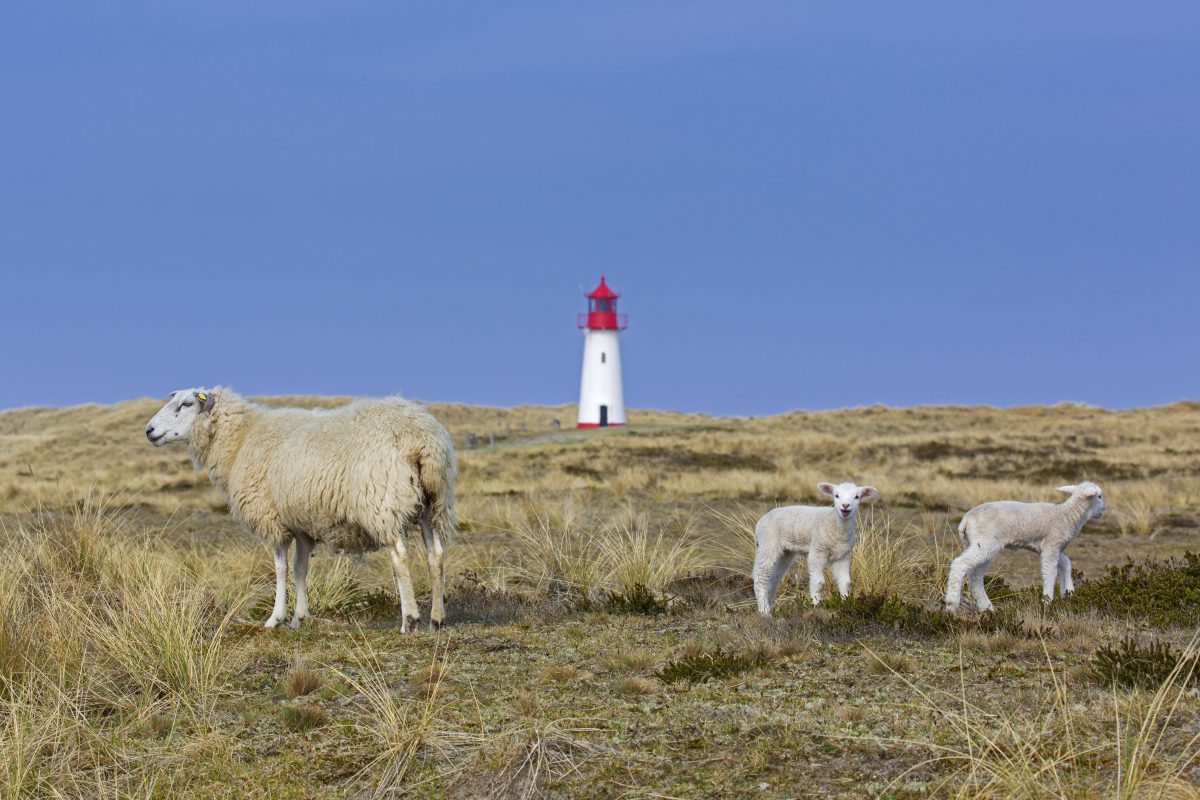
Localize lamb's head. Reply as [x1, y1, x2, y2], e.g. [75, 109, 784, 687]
[818, 481, 879, 520]
[1057, 481, 1105, 519]
[145, 389, 217, 447]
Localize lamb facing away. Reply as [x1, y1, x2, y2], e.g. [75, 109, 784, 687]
[146, 388, 457, 632]
[752, 482, 879, 614]
[943, 482, 1104, 615]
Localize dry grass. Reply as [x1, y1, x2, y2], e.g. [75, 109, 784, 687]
[282, 662, 322, 699]
[858, 636, 1200, 800]
[0, 397, 1196, 796]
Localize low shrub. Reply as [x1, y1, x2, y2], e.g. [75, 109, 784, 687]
[1090, 636, 1199, 691]
[1064, 552, 1200, 627]
[604, 584, 674, 615]
[657, 644, 773, 684]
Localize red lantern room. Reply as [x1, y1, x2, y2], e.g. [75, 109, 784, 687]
[577, 275, 628, 330]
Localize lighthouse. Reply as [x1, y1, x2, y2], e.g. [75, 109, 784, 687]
[577, 275, 627, 428]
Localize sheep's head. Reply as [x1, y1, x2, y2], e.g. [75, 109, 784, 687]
[1058, 481, 1105, 519]
[145, 389, 216, 447]
[818, 481, 878, 520]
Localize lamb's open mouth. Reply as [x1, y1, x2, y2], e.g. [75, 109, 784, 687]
[839, 509, 852, 518]
[147, 432, 166, 444]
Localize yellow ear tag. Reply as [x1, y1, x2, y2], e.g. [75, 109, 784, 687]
[197, 393, 207, 402]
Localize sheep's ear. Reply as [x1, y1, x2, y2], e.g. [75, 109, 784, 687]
[1078, 484, 1100, 498]
[817, 483, 835, 497]
[859, 486, 879, 502]
[1056, 485, 1077, 495]
[196, 391, 216, 413]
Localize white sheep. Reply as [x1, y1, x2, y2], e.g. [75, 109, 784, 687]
[146, 387, 457, 632]
[942, 481, 1105, 614]
[752, 482, 879, 614]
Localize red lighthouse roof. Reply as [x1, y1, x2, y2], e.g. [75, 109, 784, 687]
[578, 275, 628, 330]
[586, 275, 619, 300]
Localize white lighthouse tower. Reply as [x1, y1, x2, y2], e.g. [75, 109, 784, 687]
[576, 275, 627, 428]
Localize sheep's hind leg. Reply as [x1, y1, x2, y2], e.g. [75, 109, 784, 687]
[420, 511, 446, 630]
[290, 533, 315, 629]
[967, 558, 996, 613]
[944, 542, 995, 614]
[265, 542, 291, 628]
[388, 534, 421, 633]
[1057, 553, 1074, 597]
[753, 547, 797, 615]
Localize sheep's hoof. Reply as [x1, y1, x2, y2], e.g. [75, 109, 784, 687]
[289, 616, 307, 630]
[1040, 596, 1053, 606]
[978, 605, 995, 615]
[400, 616, 421, 634]
[941, 603, 958, 616]
[429, 619, 444, 632]
[264, 616, 284, 629]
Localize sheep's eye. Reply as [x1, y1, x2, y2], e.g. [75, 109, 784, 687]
[180, 401, 193, 408]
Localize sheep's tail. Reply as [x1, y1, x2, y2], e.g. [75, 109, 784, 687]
[418, 432, 458, 543]
[956, 516, 969, 545]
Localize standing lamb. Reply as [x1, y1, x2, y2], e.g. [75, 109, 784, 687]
[752, 482, 879, 614]
[943, 482, 1104, 615]
[145, 387, 457, 632]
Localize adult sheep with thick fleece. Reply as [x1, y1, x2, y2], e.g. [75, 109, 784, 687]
[943, 481, 1105, 615]
[146, 387, 457, 632]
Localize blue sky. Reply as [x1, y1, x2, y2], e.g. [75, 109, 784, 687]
[2, 2, 1197, 414]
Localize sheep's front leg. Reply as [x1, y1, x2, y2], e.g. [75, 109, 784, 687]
[290, 533, 315, 629]
[388, 535, 421, 633]
[1056, 552, 1074, 597]
[265, 543, 290, 628]
[830, 556, 852, 599]
[753, 546, 797, 616]
[807, 550, 829, 606]
[1040, 548, 1061, 604]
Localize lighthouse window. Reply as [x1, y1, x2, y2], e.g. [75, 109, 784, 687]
[601, 352, 607, 363]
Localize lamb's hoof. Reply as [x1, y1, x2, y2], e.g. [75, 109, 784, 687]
[429, 619, 444, 632]
[288, 616, 307, 630]
[978, 605, 995, 615]
[264, 616, 284, 629]
[1040, 595, 1053, 606]
[400, 616, 421, 634]
[1063, 590, 1075, 598]
[941, 603, 958, 616]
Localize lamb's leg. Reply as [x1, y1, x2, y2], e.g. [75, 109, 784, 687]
[807, 550, 829, 606]
[290, 533, 314, 629]
[1057, 553, 1074, 597]
[830, 556, 852, 599]
[265, 542, 290, 628]
[420, 512, 446, 630]
[1040, 548, 1061, 603]
[388, 535, 421, 633]
[753, 546, 796, 615]
[967, 558, 996, 613]
[944, 543, 992, 614]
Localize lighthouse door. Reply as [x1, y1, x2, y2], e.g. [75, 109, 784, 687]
[599, 405, 609, 427]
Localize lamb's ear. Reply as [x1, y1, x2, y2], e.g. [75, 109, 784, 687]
[196, 390, 216, 413]
[1078, 484, 1100, 498]
[859, 486, 879, 502]
[817, 483, 835, 497]
[1056, 485, 1077, 495]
